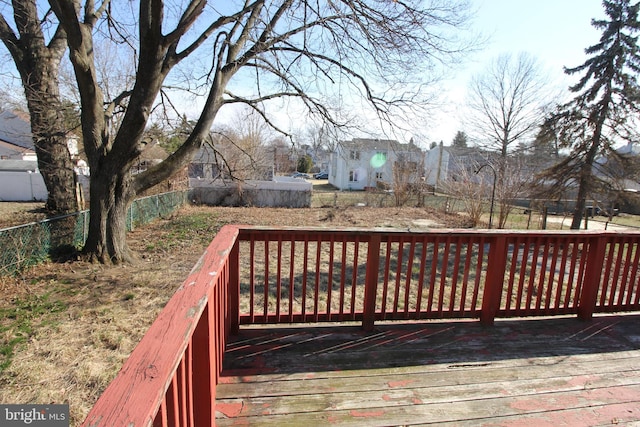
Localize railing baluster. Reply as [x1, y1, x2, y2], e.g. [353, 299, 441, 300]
[448, 236, 462, 314]
[339, 236, 348, 319]
[302, 237, 309, 318]
[230, 239, 240, 335]
[438, 236, 451, 316]
[249, 236, 255, 323]
[381, 239, 392, 319]
[470, 236, 485, 315]
[393, 236, 404, 317]
[625, 239, 640, 306]
[314, 236, 321, 322]
[289, 236, 295, 322]
[599, 239, 616, 307]
[554, 236, 570, 310]
[427, 237, 439, 314]
[404, 236, 417, 318]
[349, 236, 360, 319]
[459, 240, 473, 315]
[414, 236, 429, 317]
[505, 237, 520, 313]
[611, 237, 627, 307]
[186, 343, 194, 427]
[327, 234, 335, 320]
[276, 236, 282, 321]
[536, 237, 551, 312]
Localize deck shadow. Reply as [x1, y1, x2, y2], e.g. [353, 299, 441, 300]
[222, 313, 640, 376]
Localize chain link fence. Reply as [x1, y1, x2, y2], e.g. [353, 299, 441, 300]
[0, 191, 188, 276]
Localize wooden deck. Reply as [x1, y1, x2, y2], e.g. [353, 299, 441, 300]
[216, 313, 640, 426]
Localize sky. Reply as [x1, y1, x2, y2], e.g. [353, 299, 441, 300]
[427, 0, 607, 145]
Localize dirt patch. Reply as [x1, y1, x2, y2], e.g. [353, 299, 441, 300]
[0, 203, 467, 425]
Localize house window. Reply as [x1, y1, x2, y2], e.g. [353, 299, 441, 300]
[349, 170, 359, 182]
[350, 150, 360, 160]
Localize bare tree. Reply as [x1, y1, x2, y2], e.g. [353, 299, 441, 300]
[46, 0, 474, 263]
[440, 158, 486, 227]
[391, 154, 424, 207]
[208, 109, 273, 181]
[492, 157, 532, 229]
[467, 52, 554, 158]
[0, 3, 80, 215]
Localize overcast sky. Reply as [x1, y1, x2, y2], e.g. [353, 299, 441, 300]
[427, 0, 608, 145]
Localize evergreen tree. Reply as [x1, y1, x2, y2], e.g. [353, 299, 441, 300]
[540, 0, 640, 229]
[297, 155, 313, 173]
[452, 131, 468, 148]
[531, 116, 560, 163]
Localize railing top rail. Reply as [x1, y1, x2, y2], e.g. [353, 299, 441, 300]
[236, 225, 640, 239]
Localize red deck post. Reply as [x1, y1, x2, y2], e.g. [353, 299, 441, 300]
[363, 234, 381, 331]
[578, 234, 608, 321]
[481, 234, 508, 326]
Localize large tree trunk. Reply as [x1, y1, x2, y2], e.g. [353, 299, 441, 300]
[571, 175, 589, 230]
[570, 133, 602, 230]
[83, 169, 136, 264]
[28, 101, 79, 214]
[0, 0, 79, 216]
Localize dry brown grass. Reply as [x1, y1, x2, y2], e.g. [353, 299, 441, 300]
[0, 202, 48, 228]
[0, 203, 467, 426]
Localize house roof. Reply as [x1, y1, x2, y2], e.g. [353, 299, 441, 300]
[139, 143, 169, 161]
[0, 110, 34, 149]
[341, 138, 422, 152]
[617, 142, 640, 156]
[0, 159, 38, 171]
[0, 139, 35, 155]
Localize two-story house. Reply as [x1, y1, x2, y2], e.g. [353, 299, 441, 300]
[329, 138, 424, 191]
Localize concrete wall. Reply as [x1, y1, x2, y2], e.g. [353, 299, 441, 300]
[0, 170, 48, 201]
[188, 178, 312, 208]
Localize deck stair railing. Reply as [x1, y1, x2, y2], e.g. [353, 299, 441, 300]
[82, 226, 640, 426]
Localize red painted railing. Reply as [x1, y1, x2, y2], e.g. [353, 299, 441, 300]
[82, 226, 640, 426]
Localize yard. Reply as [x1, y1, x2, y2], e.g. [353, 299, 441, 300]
[0, 201, 468, 426]
[1, 188, 639, 426]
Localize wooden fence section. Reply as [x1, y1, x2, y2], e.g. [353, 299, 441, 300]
[83, 225, 640, 426]
[232, 228, 640, 329]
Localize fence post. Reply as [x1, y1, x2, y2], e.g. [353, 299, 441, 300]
[229, 238, 240, 335]
[363, 234, 381, 332]
[480, 234, 508, 326]
[578, 235, 607, 321]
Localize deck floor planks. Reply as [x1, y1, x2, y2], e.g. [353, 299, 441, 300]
[216, 314, 640, 426]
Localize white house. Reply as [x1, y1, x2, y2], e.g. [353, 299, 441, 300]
[329, 138, 424, 191]
[0, 110, 80, 160]
[0, 110, 88, 202]
[0, 111, 37, 161]
[424, 144, 491, 188]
